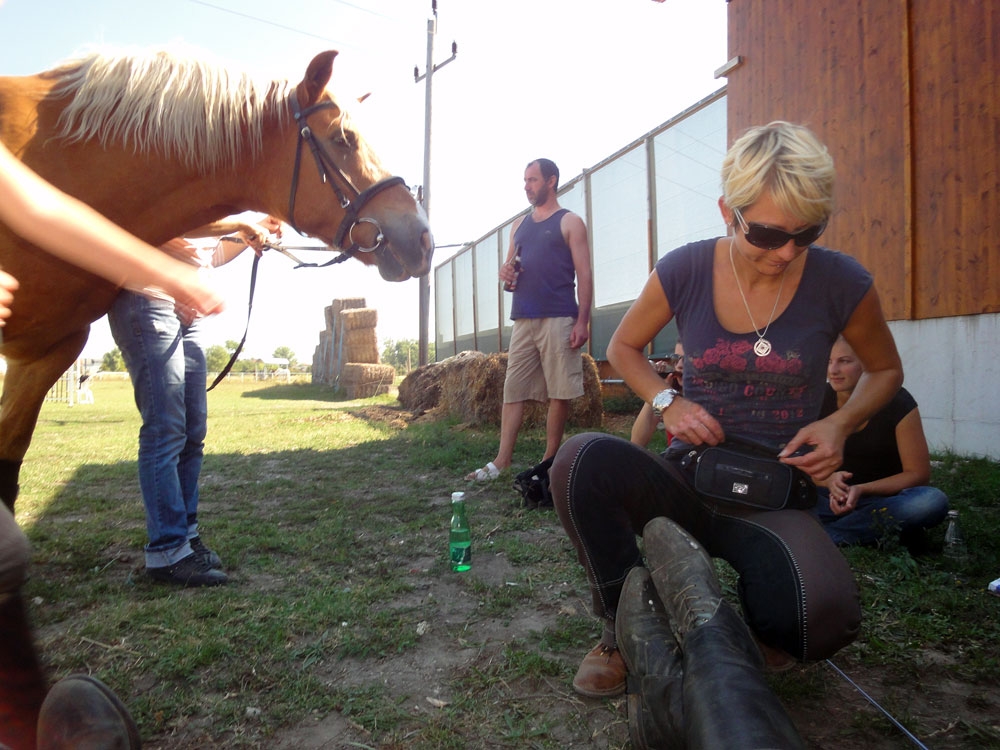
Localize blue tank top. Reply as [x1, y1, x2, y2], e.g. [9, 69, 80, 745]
[657, 239, 872, 447]
[510, 208, 579, 319]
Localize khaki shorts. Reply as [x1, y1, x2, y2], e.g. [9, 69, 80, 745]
[504, 317, 584, 403]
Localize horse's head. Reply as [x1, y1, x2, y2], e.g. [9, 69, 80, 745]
[284, 52, 434, 282]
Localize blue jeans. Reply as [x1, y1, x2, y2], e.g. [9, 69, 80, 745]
[551, 433, 861, 662]
[813, 486, 949, 546]
[108, 292, 207, 568]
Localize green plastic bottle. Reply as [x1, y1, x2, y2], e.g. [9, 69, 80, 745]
[449, 491, 472, 572]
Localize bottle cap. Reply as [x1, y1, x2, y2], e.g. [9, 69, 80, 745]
[451, 491, 466, 502]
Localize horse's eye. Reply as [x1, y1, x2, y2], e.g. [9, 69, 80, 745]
[332, 131, 356, 149]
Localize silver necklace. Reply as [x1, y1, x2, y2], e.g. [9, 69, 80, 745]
[729, 237, 787, 357]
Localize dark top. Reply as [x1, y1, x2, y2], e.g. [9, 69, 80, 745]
[657, 238, 872, 447]
[820, 385, 919, 485]
[511, 208, 579, 319]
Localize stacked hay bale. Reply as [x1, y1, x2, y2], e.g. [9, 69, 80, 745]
[399, 351, 602, 428]
[311, 297, 396, 398]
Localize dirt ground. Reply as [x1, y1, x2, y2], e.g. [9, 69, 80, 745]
[253, 407, 995, 750]
[262, 537, 987, 749]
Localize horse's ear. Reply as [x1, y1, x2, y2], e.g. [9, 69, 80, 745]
[357, 92, 371, 104]
[298, 51, 339, 106]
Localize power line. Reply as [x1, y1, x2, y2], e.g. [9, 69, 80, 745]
[188, 0, 352, 47]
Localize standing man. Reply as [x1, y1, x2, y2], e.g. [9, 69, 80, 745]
[466, 159, 592, 481]
[109, 215, 281, 588]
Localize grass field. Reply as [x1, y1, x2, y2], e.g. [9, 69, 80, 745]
[15, 379, 1000, 748]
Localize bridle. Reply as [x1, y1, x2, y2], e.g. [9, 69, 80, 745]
[210, 94, 412, 392]
[287, 92, 406, 258]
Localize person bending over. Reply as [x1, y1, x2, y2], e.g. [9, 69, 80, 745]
[550, 122, 903, 747]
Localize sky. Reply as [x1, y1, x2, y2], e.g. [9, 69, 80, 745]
[2, 0, 727, 364]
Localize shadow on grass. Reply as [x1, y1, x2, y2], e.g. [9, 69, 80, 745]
[21, 409, 1000, 749]
[24, 426, 622, 749]
[238, 382, 349, 401]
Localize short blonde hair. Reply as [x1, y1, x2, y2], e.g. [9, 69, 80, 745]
[721, 121, 835, 225]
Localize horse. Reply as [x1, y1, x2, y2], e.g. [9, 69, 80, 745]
[0, 46, 434, 509]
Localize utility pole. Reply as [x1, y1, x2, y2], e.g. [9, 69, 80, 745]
[414, 0, 457, 366]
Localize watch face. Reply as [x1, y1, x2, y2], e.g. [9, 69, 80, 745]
[653, 389, 676, 415]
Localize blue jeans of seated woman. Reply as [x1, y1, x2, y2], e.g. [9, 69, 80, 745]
[551, 433, 861, 662]
[108, 291, 207, 568]
[813, 486, 949, 546]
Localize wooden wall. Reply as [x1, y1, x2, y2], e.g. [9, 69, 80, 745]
[725, 0, 999, 320]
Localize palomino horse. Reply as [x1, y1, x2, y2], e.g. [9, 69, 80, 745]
[0, 47, 434, 509]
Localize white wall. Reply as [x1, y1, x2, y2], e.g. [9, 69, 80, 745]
[890, 313, 1000, 460]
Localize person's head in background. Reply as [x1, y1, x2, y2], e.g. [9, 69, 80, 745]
[671, 340, 685, 378]
[827, 335, 863, 396]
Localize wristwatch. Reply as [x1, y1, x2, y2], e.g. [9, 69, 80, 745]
[651, 388, 680, 416]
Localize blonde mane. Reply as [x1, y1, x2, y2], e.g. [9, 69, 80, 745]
[48, 47, 294, 174]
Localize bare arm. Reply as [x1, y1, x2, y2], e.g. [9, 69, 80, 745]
[191, 216, 283, 267]
[608, 272, 725, 446]
[852, 408, 932, 498]
[0, 143, 224, 317]
[782, 286, 903, 479]
[563, 212, 593, 347]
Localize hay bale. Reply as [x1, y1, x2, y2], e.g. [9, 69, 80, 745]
[340, 307, 379, 331]
[344, 328, 378, 364]
[332, 298, 366, 316]
[398, 351, 485, 413]
[440, 352, 507, 424]
[398, 350, 602, 428]
[340, 363, 395, 399]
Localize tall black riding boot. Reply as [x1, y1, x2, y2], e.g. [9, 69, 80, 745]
[644, 517, 804, 750]
[615, 566, 686, 749]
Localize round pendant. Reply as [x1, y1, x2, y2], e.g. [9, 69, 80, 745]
[753, 338, 772, 357]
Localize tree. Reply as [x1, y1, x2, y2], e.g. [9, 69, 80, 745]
[225, 339, 241, 353]
[101, 348, 125, 372]
[205, 344, 231, 373]
[381, 338, 431, 374]
[272, 346, 296, 368]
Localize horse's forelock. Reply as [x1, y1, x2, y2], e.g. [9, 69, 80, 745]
[49, 48, 292, 173]
[335, 104, 388, 183]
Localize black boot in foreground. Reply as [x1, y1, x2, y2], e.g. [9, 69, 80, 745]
[36, 674, 141, 750]
[644, 516, 805, 750]
[615, 565, 686, 749]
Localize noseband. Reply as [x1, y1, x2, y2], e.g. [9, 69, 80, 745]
[287, 93, 406, 257]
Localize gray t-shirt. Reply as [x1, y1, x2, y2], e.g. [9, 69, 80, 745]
[657, 238, 872, 447]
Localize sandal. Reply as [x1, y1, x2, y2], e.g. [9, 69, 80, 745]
[466, 461, 500, 482]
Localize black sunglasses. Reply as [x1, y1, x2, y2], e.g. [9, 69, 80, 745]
[734, 207, 826, 251]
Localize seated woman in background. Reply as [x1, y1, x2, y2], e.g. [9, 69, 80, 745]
[630, 341, 684, 448]
[816, 335, 949, 548]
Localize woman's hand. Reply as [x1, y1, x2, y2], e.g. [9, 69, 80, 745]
[779, 418, 849, 481]
[662, 397, 725, 446]
[0, 269, 19, 325]
[824, 470, 858, 514]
